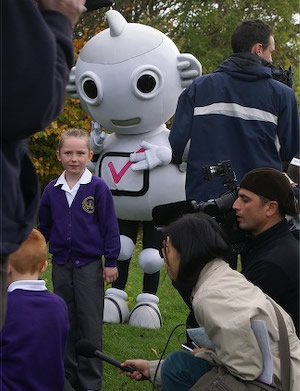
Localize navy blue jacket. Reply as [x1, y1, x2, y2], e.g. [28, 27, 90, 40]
[241, 219, 299, 336]
[0, 1, 74, 254]
[169, 53, 300, 202]
[38, 176, 121, 267]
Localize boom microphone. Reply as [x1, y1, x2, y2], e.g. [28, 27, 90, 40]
[75, 339, 135, 374]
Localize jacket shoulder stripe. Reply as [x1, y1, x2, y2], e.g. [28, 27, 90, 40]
[194, 103, 278, 125]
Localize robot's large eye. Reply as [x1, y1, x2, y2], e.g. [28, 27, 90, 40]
[137, 74, 157, 93]
[78, 72, 103, 106]
[131, 66, 163, 100]
[83, 79, 97, 99]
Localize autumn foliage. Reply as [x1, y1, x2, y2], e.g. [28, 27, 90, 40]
[28, 25, 105, 189]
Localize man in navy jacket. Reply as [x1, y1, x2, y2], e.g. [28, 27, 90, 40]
[0, 0, 86, 330]
[233, 168, 299, 335]
[169, 20, 299, 203]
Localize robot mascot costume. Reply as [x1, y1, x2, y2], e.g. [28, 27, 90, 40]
[69, 10, 201, 328]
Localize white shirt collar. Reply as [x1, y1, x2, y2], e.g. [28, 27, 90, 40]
[8, 280, 47, 292]
[55, 168, 92, 187]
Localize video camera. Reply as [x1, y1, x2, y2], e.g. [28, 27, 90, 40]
[85, 0, 113, 12]
[261, 59, 293, 88]
[152, 160, 248, 253]
[152, 160, 238, 227]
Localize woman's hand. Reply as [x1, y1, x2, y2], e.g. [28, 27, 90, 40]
[119, 359, 150, 381]
[192, 347, 209, 355]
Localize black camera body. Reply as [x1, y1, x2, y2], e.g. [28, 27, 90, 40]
[152, 160, 248, 253]
[196, 160, 239, 221]
[152, 160, 239, 227]
[261, 59, 293, 88]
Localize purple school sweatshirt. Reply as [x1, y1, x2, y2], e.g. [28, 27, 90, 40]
[38, 176, 121, 267]
[0, 287, 69, 390]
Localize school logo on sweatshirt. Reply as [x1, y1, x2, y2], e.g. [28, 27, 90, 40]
[82, 196, 95, 214]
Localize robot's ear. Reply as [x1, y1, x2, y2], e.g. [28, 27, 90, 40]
[177, 54, 202, 88]
[66, 66, 78, 98]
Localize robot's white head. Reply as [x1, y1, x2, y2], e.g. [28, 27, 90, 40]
[75, 10, 185, 135]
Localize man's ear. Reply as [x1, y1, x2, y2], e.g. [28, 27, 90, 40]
[40, 260, 48, 274]
[251, 42, 263, 57]
[7, 263, 14, 277]
[265, 200, 279, 217]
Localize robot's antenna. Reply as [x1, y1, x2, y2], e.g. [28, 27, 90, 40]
[106, 9, 127, 37]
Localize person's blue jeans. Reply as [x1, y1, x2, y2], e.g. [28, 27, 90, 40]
[161, 351, 213, 391]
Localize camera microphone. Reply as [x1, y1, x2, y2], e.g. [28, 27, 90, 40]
[85, 0, 113, 12]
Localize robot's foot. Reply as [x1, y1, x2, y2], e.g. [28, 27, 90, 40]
[128, 293, 162, 329]
[103, 288, 129, 324]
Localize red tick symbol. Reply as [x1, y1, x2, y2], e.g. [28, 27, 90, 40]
[108, 148, 145, 184]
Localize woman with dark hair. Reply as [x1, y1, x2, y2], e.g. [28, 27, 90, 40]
[120, 213, 300, 391]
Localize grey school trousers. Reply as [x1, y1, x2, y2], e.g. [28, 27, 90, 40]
[53, 259, 104, 391]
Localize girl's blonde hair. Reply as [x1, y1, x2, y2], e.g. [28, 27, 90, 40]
[57, 128, 90, 151]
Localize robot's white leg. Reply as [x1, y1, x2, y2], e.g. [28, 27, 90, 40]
[103, 288, 129, 324]
[127, 248, 163, 328]
[128, 292, 162, 329]
[103, 235, 134, 324]
[118, 235, 135, 260]
[138, 248, 163, 274]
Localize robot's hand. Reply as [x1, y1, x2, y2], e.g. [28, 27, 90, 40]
[90, 121, 107, 154]
[130, 141, 172, 171]
[178, 162, 187, 172]
[65, 66, 78, 98]
[177, 54, 202, 88]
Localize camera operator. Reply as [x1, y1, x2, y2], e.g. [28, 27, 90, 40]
[233, 167, 299, 335]
[169, 19, 299, 204]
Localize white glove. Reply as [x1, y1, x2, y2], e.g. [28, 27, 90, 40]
[130, 141, 172, 171]
[177, 53, 202, 88]
[65, 66, 78, 98]
[90, 121, 107, 154]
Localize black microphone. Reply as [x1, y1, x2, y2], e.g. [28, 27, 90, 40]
[152, 200, 199, 228]
[75, 339, 135, 374]
[85, 0, 113, 12]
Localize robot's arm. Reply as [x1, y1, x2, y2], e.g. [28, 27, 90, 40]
[177, 54, 202, 88]
[65, 66, 78, 98]
[90, 121, 107, 154]
[130, 141, 172, 171]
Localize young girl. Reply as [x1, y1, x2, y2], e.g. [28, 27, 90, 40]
[38, 128, 120, 391]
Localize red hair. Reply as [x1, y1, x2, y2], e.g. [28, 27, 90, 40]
[9, 229, 47, 275]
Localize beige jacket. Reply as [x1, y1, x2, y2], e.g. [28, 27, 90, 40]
[149, 259, 300, 390]
[192, 259, 300, 391]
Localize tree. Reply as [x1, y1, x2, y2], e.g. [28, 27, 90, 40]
[29, 0, 300, 188]
[164, 0, 299, 76]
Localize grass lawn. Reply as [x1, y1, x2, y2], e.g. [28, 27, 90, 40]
[42, 236, 189, 390]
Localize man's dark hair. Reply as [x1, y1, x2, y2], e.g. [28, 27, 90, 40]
[231, 19, 273, 53]
[163, 213, 229, 298]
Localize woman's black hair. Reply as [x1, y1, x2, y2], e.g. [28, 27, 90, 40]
[163, 213, 229, 298]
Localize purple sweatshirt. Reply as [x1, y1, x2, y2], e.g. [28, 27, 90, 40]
[0, 283, 69, 391]
[38, 176, 120, 267]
